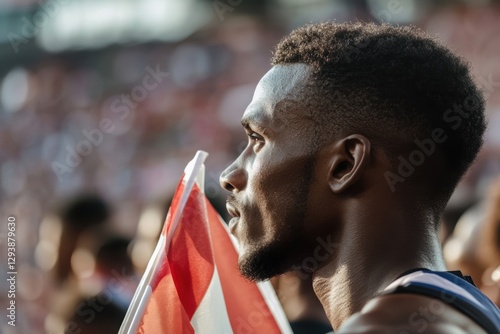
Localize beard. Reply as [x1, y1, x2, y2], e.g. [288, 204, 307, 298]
[238, 231, 304, 281]
[237, 155, 316, 282]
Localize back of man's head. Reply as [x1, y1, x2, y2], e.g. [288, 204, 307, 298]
[272, 22, 486, 216]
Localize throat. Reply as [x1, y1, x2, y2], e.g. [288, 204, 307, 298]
[311, 232, 446, 330]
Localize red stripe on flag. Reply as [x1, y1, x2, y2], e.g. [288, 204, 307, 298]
[151, 177, 185, 290]
[139, 170, 283, 334]
[137, 261, 194, 334]
[154, 181, 215, 319]
[206, 199, 282, 334]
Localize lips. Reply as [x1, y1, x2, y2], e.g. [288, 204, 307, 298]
[226, 202, 241, 235]
[228, 217, 240, 234]
[226, 202, 240, 218]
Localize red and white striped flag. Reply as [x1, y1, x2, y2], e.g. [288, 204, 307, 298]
[119, 151, 293, 334]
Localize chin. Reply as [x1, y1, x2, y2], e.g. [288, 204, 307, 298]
[237, 240, 293, 282]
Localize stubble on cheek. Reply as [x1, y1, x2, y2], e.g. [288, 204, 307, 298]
[248, 152, 315, 248]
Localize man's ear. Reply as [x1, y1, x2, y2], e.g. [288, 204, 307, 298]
[327, 134, 371, 193]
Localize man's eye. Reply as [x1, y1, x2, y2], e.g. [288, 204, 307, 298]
[247, 132, 263, 143]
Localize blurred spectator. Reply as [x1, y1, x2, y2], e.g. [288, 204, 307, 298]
[54, 195, 110, 283]
[1, 2, 500, 332]
[66, 297, 126, 334]
[444, 177, 500, 306]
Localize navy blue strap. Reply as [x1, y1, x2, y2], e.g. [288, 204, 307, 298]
[386, 283, 498, 334]
[381, 270, 500, 334]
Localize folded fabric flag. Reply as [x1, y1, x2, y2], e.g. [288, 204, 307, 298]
[119, 151, 293, 334]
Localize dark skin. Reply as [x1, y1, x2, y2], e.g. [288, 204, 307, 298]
[220, 64, 486, 333]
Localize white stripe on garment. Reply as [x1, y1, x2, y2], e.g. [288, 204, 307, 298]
[190, 266, 234, 334]
[384, 271, 485, 310]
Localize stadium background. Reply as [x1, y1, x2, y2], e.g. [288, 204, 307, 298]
[1, 0, 500, 333]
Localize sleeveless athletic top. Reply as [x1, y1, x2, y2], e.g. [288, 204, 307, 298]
[380, 269, 500, 334]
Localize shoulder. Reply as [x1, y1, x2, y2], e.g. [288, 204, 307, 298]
[335, 293, 487, 334]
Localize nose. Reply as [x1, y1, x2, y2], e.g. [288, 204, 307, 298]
[220, 159, 247, 192]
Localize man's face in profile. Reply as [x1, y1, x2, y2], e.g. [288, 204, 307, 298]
[220, 64, 327, 281]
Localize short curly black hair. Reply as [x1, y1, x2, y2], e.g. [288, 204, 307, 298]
[272, 22, 485, 212]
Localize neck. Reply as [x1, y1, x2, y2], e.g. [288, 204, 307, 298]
[311, 207, 446, 330]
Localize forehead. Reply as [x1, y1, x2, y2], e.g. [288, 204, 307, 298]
[241, 64, 312, 127]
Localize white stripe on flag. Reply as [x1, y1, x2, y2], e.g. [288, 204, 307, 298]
[257, 281, 294, 334]
[216, 213, 293, 334]
[191, 266, 233, 334]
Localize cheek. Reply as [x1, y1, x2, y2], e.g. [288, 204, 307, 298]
[248, 157, 282, 208]
[244, 143, 314, 218]
[249, 157, 303, 221]
[243, 160, 287, 238]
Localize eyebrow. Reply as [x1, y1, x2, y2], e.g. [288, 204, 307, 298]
[241, 110, 270, 130]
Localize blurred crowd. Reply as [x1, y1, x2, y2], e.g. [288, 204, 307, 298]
[1, 3, 500, 333]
